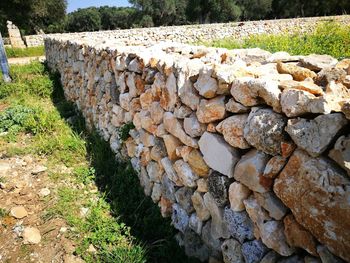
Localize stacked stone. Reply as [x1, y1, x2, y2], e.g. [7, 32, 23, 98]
[45, 36, 350, 263]
[29, 15, 350, 47]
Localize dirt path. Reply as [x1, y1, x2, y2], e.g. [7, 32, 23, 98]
[0, 153, 83, 263]
[8, 56, 46, 65]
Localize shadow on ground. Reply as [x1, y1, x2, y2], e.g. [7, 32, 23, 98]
[47, 68, 200, 263]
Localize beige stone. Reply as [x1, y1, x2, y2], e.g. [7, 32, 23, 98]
[173, 159, 199, 187]
[329, 135, 350, 177]
[228, 182, 251, 211]
[187, 149, 210, 177]
[277, 61, 317, 81]
[194, 66, 218, 98]
[279, 79, 323, 95]
[23, 227, 41, 244]
[163, 112, 198, 148]
[263, 155, 287, 179]
[184, 114, 206, 138]
[10, 206, 28, 219]
[225, 98, 249, 113]
[191, 191, 211, 221]
[160, 72, 178, 111]
[163, 134, 182, 161]
[216, 114, 250, 149]
[196, 96, 226, 123]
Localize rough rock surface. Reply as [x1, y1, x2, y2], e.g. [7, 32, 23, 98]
[228, 182, 251, 211]
[286, 113, 348, 157]
[233, 149, 272, 193]
[221, 239, 244, 263]
[300, 54, 338, 71]
[216, 114, 250, 149]
[208, 171, 230, 207]
[241, 239, 269, 263]
[329, 135, 350, 176]
[198, 132, 240, 177]
[277, 61, 317, 81]
[274, 150, 350, 262]
[244, 107, 287, 156]
[196, 96, 226, 123]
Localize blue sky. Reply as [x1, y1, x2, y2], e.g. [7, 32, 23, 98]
[67, 0, 131, 13]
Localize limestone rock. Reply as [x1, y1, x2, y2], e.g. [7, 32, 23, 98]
[175, 187, 194, 213]
[241, 239, 269, 263]
[231, 78, 282, 112]
[229, 182, 251, 211]
[194, 66, 218, 98]
[198, 132, 240, 177]
[274, 150, 350, 262]
[172, 203, 189, 233]
[163, 134, 182, 161]
[283, 214, 318, 256]
[201, 221, 222, 257]
[216, 114, 250, 149]
[286, 113, 348, 157]
[187, 149, 210, 177]
[160, 72, 178, 111]
[197, 178, 208, 193]
[223, 207, 255, 243]
[184, 114, 206, 138]
[139, 167, 153, 196]
[173, 159, 199, 188]
[263, 156, 287, 179]
[23, 227, 41, 244]
[254, 192, 288, 220]
[279, 80, 323, 95]
[277, 61, 317, 81]
[316, 67, 346, 87]
[221, 239, 244, 263]
[208, 171, 230, 206]
[159, 196, 173, 217]
[174, 105, 192, 119]
[244, 107, 287, 156]
[162, 175, 176, 202]
[225, 98, 249, 113]
[196, 96, 226, 123]
[151, 183, 162, 203]
[329, 135, 350, 176]
[233, 149, 272, 193]
[300, 54, 338, 71]
[140, 89, 154, 110]
[317, 245, 345, 263]
[150, 138, 167, 161]
[280, 88, 330, 118]
[10, 206, 28, 219]
[260, 220, 295, 256]
[183, 230, 210, 262]
[150, 102, 164, 125]
[191, 191, 211, 221]
[163, 112, 198, 148]
[189, 213, 203, 235]
[203, 192, 230, 239]
[161, 157, 182, 186]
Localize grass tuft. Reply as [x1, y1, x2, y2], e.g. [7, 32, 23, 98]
[5, 46, 45, 58]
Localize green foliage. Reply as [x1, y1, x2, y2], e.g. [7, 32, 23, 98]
[66, 8, 102, 32]
[239, 0, 273, 20]
[207, 22, 350, 59]
[0, 208, 7, 218]
[5, 46, 45, 58]
[0, 0, 67, 35]
[119, 122, 135, 142]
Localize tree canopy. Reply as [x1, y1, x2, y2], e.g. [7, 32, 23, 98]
[0, 0, 349, 35]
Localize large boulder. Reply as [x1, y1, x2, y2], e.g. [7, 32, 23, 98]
[274, 150, 350, 262]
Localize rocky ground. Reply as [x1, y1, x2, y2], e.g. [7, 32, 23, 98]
[0, 147, 85, 263]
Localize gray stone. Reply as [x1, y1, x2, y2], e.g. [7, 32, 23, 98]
[223, 207, 255, 243]
[162, 175, 176, 202]
[225, 98, 249, 113]
[198, 132, 240, 177]
[221, 239, 244, 263]
[260, 251, 280, 263]
[244, 107, 287, 156]
[172, 203, 189, 233]
[183, 229, 210, 262]
[300, 54, 338, 71]
[173, 159, 199, 188]
[254, 191, 288, 220]
[201, 221, 222, 255]
[316, 67, 346, 87]
[208, 171, 230, 207]
[317, 245, 345, 263]
[184, 113, 206, 138]
[189, 213, 203, 235]
[161, 157, 182, 186]
[203, 192, 230, 239]
[241, 239, 269, 263]
[286, 113, 348, 157]
[175, 187, 194, 213]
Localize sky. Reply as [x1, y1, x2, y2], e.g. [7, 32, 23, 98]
[67, 0, 131, 13]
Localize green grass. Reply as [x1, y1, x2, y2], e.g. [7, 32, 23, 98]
[5, 46, 45, 58]
[206, 22, 350, 60]
[0, 61, 198, 263]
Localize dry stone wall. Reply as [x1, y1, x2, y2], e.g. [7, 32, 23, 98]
[45, 30, 350, 263]
[27, 15, 350, 47]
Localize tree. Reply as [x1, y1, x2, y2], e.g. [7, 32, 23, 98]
[239, 0, 273, 20]
[99, 6, 138, 30]
[0, 0, 67, 35]
[66, 8, 101, 32]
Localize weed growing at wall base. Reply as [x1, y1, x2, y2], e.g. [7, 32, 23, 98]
[206, 22, 350, 59]
[5, 46, 45, 58]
